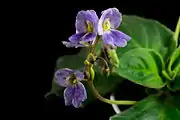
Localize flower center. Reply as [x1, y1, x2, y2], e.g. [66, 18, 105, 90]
[86, 20, 94, 32]
[67, 74, 78, 85]
[72, 79, 78, 84]
[102, 18, 111, 31]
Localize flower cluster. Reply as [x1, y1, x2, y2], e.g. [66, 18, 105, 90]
[62, 8, 131, 48]
[55, 8, 131, 108]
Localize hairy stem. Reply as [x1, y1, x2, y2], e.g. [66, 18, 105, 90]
[96, 56, 109, 69]
[88, 81, 137, 105]
[88, 41, 93, 53]
[102, 45, 111, 64]
[92, 39, 99, 55]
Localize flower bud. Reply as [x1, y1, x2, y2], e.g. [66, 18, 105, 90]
[102, 45, 119, 68]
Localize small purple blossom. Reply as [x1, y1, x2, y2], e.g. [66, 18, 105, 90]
[55, 68, 87, 108]
[62, 10, 99, 48]
[98, 8, 131, 47]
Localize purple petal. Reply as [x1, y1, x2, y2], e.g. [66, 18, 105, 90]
[72, 82, 87, 108]
[111, 29, 131, 41]
[82, 32, 96, 42]
[73, 70, 84, 81]
[64, 86, 74, 106]
[102, 30, 130, 47]
[68, 33, 86, 43]
[55, 68, 73, 87]
[62, 41, 88, 48]
[75, 10, 98, 33]
[110, 30, 130, 47]
[88, 10, 99, 33]
[102, 31, 115, 47]
[115, 38, 127, 47]
[75, 11, 87, 33]
[98, 8, 122, 35]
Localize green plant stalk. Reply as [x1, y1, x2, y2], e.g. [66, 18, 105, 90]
[88, 41, 93, 53]
[162, 70, 172, 80]
[174, 16, 180, 44]
[172, 64, 180, 80]
[86, 32, 136, 105]
[88, 81, 137, 105]
[92, 39, 99, 55]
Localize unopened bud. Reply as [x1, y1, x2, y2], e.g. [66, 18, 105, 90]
[106, 46, 119, 68]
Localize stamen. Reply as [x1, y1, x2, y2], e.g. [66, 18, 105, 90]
[68, 74, 78, 84]
[73, 79, 78, 84]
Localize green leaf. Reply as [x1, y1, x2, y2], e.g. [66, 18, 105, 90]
[45, 48, 124, 106]
[110, 95, 180, 120]
[168, 69, 180, 91]
[174, 74, 180, 91]
[113, 48, 165, 88]
[168, 46, 180, 78]
[116, 15, 176, 61]
[167, 46, 180, 91]
[56, 48, 88, 70]
[45, 77, 63, 98]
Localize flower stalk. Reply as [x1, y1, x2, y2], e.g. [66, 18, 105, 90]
[88, 81, 137, 105]
[92, 39, 99, 55]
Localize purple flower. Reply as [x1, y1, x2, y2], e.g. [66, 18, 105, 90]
[62, 10, 99, 48]
[55, 68, 87, 108]
[98, 8, 131, 47]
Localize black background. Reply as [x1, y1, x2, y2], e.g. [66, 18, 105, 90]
[22, 1, 179, 119]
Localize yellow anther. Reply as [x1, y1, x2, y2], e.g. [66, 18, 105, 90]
[73, 79, 78, 84]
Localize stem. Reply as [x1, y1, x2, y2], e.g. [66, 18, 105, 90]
[88, 81, 137, 105]
[174, 16, 180, 42]
[88, 41, 93, 53]
[102, 45, 110, 64]
[92, 39, 99, 55]
[162, 70, 172, 80]
[96, 57, 109, 69]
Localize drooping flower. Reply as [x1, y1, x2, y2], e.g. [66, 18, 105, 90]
[98, 8, 131, 47]
[62, 10, 99, 48]
[55, 68, 87, 108]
